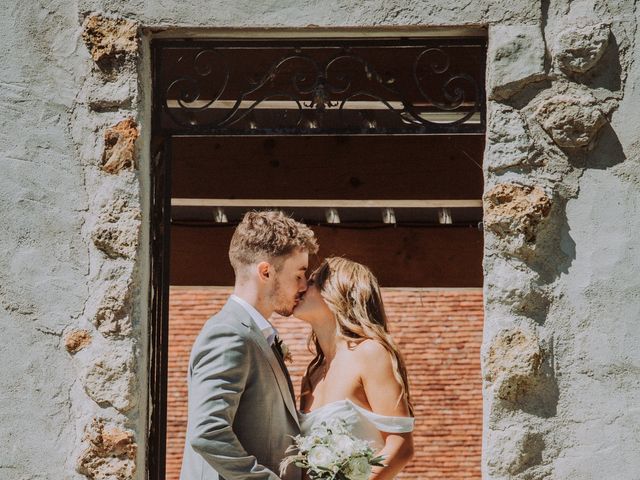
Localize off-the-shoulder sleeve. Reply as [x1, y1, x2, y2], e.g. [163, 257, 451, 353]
[350, 401, 415, 433]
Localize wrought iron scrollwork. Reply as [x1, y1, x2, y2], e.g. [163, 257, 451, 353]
[157, 40, 485, 135]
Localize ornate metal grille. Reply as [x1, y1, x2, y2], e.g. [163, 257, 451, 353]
[153, 38, 486, 135]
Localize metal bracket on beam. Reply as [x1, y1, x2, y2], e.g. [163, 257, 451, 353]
[438, 208, 453, 224]
[213, 207, 228, 223]
[325, 208, 341, 224]
[382, 207, 396, 224]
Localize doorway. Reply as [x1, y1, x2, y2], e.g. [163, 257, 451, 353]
[150, 35, 486, 480]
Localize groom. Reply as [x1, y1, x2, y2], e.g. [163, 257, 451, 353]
[180, 210, 318, 480]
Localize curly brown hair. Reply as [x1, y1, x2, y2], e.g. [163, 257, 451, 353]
[228, 210, 319, 272]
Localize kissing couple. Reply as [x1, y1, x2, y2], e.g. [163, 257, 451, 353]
[180, 211, 415, 480]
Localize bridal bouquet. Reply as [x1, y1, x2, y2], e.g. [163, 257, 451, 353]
[279, 418, 385, 480]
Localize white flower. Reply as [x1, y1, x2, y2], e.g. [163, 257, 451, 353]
[280, 341, 292, 363]
[307, 445, 336, 469]
[297, 434, 317, 453]
[343, 456, 372, 480]
[323, 418, 349, 435]
[351, 438, 375, 456]
[330, 433, 357, 457]
[282, 416, 384, 480]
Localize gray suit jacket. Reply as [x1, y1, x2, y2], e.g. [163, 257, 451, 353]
[180, 300, 301, 480]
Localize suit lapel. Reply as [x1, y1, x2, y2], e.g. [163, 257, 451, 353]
[272, 341, 296, 401]
[222, 300, 300, 427]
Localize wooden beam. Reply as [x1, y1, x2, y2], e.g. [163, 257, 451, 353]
[171, 198, 483, 208]
[171, 135, 484, 201]
[152, 26, 488, 40]
[170, 225, 483, 288]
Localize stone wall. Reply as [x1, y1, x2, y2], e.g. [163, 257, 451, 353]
[0, 1, 638, 479]
[0, 5, 147, 480]
[482, 2, 640, 478]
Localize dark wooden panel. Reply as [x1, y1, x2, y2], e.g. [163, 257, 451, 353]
[171, 135, 484, 200]
[170, 225, 483, 288]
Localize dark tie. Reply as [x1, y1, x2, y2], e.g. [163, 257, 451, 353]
[271, 337, 296, 403]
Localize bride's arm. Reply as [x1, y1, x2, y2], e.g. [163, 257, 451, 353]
[371, 432, 414, 480]
[357, 341, 415, 480]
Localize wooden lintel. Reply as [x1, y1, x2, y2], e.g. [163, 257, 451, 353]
[171, 198, 483, 208]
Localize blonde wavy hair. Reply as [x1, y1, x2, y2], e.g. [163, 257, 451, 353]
[306, 257, 414, 416]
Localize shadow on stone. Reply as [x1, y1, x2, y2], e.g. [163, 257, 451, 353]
[563, 30, 622, 92]
[81, 13, 138, 78]
[486, 428, 546, 477]
[487, 187, 576, 284]
[501, 339, 559, 419]
[514, 288, 551, 326]
[94, 57, 133, 79]
[503, 374, 559, 419]
[525, 197, 575, 283]
[504, 79, 553, 110]
[486, 328, 559, 418]
[582, 121, 626, 170]
[562, 121, 626, 172]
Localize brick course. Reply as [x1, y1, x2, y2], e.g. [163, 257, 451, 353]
[168, 287, 483, 480]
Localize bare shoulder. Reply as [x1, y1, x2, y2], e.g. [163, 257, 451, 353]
[352, 339, 393, 371]
[354, 338, 388, 357]
[352, 340, 405, 406]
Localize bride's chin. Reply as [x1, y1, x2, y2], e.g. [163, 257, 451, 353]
[292, 308, 309, 322]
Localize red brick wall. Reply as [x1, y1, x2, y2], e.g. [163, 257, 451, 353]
[168, 287, 483, 480]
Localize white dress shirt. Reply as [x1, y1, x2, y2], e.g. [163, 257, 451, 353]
[230, 294, 278, 346]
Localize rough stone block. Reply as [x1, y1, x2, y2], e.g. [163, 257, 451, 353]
[531, 87, 607, 149]
[82, 346, 136, 412]
[102, 118, 139, 174]
[488, 25, 547, 101]
[485, 103, 539, 172]
[91, 197, 141, 259]
[76, 66, 137, 112]
[485, 259, 546, 318]
[82, 14, 138, 65]
[79, 72, 136, 111]
[554, 23, 610, 74]
[487, 428, 545, 475]
[485, 328, 544, 402]
[95, 278, 133, 337]
[484, 183, 552, 243]
[77, 417, 136, 479]
[65, 329, 92, 354]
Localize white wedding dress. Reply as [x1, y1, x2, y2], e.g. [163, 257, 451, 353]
[299, 399, 415, 451]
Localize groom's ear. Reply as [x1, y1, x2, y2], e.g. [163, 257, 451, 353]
[257, 261, 271, 282]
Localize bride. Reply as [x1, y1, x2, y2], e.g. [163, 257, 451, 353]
[293, 257, 415, 480]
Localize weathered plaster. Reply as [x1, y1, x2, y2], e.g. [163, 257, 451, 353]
[79, 0, 542, 28]
[481, 1, 640, 478]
